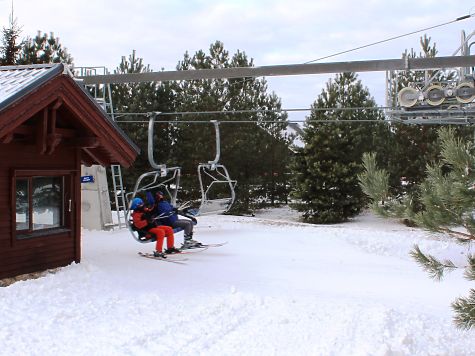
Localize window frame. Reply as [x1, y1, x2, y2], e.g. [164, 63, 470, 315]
[12, 169, 74, 241]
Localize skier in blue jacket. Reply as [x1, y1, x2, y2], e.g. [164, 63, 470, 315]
[150, 191, 202, 249]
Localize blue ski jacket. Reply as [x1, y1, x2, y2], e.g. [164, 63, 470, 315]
[155, 200, 178, 226]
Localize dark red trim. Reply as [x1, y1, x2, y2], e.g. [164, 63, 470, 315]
[0, 75, 138, 167]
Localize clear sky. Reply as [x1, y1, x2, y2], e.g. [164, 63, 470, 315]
[1, 0, 474, 122]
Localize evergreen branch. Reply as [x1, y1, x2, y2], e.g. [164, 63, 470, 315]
[460, 222, 475, 243]
[437, 227, 475, 241]
[358, 152, 403, 219]
[452, 288, 475, 330]
[440, 204, 462, 220]
[463, 216, 475, 238]
[464, 255, 475, 281]
[410, 245, 457, 281]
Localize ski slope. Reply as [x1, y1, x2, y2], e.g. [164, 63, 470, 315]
[1, 207, 474, 355]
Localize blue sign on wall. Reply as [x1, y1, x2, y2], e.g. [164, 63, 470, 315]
[80, 175, 95, 183]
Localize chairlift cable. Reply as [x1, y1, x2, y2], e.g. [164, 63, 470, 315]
[113, 106, 391, 118]
[114, 119, 397, 124]
[304, 13, 474, 64]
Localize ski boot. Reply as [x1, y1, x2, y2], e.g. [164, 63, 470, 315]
[181, 233, 203, 249]
[165, 247, 181, 254]
[153, 251, 167, 258]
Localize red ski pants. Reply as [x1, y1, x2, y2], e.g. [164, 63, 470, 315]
[148, 226, 175, 252]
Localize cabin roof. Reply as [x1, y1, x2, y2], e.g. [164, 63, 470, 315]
[0, 63, 139, 167]
[0, 64, 64, 111]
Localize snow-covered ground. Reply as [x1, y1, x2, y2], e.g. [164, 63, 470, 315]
[1, 207, 474, 355]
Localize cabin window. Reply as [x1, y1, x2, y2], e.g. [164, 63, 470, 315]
[15, 179, 29, 230]
[14, 171, 72, 239]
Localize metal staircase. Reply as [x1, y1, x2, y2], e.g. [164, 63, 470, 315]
[110, 164, 127, 228]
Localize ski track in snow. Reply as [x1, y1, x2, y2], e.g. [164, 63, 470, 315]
[1, 208, 474, 355]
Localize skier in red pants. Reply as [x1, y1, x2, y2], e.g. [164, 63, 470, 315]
[130, 197, 181, 258]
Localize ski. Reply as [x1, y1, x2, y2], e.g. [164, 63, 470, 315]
[199, 242, 228, 248]
[138, 252, 188, 264]
[178, 246, 210, 254]
[180, 242, 228, 251]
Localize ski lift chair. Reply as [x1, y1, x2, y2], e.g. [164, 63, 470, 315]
[197, 163, 236, 215]
[195, 120, 237, 216]
[128, 206, 196, 244]
[126, 112, 185, 243]
[126, 169, 185, 243]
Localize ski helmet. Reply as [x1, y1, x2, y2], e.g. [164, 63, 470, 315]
[130, 197, 144, 210]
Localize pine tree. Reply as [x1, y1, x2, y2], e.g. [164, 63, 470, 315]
[1, 15, 73, 66]
[360, 127, 475, 329]
[412, 127, 475, 329]
[291, 72, 388, 223]
[0, 14, 22, 65]
[414, 127, 475, 239]
[171, 41, 292, 213]
[17, 31, 73, 64]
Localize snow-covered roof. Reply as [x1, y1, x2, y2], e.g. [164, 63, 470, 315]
[0, 64, 64, 112]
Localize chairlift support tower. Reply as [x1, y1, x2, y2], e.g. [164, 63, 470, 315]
[78, 40, 475, 124]
[79, 55, 475, 84]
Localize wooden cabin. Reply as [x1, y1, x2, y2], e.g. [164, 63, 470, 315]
[0, 64, 139, 279]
